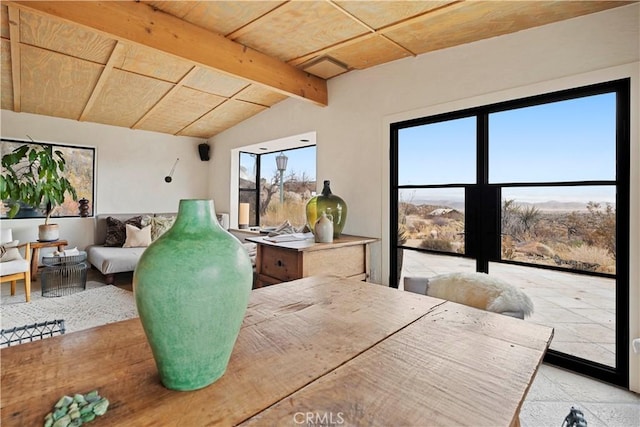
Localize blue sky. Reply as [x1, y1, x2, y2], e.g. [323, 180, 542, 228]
[398, 92, 617, 204]
[242, 146, 317, 182]
[246, 92, 617, 205]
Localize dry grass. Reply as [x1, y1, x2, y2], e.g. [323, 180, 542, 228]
[400, 206, 615, 274]
[555, 244, 615, 273]
[261, 199, 308, 228]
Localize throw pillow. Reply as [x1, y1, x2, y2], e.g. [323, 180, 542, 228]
[0, 240, 23, 263]
[149, 215, 175, 241]
[123, 224, 152, 248]
[104, 216, 143, 247]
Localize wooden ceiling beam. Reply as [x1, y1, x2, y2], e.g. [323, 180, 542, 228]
[79, 41, 125, 121]
[7, 6, 21, 111]
[7, 1, 328, 106]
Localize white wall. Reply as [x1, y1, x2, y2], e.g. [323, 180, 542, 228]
[1, 111, 209, 251]
[208, 5, 640, 390]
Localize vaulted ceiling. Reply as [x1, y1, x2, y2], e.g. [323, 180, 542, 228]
[0, 1, 632, 139]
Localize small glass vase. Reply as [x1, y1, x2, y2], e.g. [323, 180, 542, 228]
[133, 199, 253, 391]
[306, 180, 347, 238]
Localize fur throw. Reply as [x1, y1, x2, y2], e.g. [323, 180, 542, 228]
[426, 272, 534, 317]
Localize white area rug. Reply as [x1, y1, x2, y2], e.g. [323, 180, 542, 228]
[0, 282, 138, 334]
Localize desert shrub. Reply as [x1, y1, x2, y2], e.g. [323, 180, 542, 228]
[555, 244, 615, 274]
[411, 220, 428, 234]
[398, 223, 409, 245]
[419, 239, 453, 252]
[566, 202, 616, 259]
[431, 216, 448, 227]
[502, 235, 516, 260]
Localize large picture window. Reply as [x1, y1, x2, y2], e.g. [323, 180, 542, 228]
[1, 138, 95, 218]
[391, 78, 630, 387]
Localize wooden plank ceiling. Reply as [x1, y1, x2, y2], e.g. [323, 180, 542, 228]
[0, 1, 632, 139]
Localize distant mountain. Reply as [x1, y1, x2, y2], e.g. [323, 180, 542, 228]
[411, 199, 465, 210]
[409, 199, 614, 212]
[517, 200, 615, 212]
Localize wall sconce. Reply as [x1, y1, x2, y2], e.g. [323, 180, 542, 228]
[164, 158, 179, 183]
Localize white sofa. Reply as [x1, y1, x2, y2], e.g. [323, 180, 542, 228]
[86, 213, 256, 285]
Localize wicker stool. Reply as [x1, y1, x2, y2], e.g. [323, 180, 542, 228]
[41, 251, 88, 297]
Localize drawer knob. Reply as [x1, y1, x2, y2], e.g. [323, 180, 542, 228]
[276, 260, 284, 267]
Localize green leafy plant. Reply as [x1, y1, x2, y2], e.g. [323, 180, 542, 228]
[0, 143, 77, 223]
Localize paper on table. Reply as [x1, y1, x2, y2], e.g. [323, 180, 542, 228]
[264, 233, 314, 243]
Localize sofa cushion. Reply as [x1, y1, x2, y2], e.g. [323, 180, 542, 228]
[148, 215, 175, 241]
[0, 240, 22, 263]
[104, 216, 143, 247]
[87, 246, 147, 275]
[0, 258, 29, 276]
[123, 224, 152, 248]
[0, 228, 12, 245]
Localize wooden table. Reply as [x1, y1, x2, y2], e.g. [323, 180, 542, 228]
[0, 276, 553, 426]
[247, 234, 378, 287]
[29, 239, 68, 280]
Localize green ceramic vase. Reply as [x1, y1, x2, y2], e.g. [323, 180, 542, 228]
[133, 199, 253, 391]
[305, 180, 347, 238]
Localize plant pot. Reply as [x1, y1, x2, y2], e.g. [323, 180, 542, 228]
[38, 224, 59, 242]
[133, 199, 253, 391]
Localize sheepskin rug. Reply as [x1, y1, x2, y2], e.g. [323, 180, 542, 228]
[426, 272, 534, 317]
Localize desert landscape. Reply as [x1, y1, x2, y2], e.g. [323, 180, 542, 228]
[399, 199, 616, 274]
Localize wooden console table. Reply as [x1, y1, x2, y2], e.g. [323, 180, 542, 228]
[0, 275, 553, 426]
[247, 234, 378, 287]
[29, 239, 67, 281]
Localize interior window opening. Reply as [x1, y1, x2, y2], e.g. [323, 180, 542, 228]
[237, 132, 317, 231]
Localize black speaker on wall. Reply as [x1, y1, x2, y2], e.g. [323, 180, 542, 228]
[198, 143, 210, 161]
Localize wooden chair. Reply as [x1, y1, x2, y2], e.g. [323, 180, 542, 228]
[1, 228, 32, 303]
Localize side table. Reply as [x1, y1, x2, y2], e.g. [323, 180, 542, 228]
[30, 240, 68, 281]
[41, 251, 88, 297]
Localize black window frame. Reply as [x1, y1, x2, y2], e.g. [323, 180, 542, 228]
[238, 144, 316, 228]
[390, 78, 630, 387]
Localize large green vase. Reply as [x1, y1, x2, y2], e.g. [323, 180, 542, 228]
[133, 199, 253, 391]
[305, 180, 348, 238]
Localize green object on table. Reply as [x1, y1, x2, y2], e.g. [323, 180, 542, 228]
[305, 180, 348, 238]
[134, 199, 253, 391]
[44, 391, 108, 427]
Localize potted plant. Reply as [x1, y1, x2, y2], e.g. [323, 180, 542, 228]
[0, 142, 77, 241]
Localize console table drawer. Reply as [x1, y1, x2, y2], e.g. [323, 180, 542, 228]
[259, 246, 301, 282]
[248, 234, 378, 288]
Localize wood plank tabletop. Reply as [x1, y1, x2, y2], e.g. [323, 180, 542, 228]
[0, 275, 552, 426]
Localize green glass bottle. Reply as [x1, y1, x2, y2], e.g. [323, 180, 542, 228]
[134, 199, 253, 391]
[306, 180, 348, 238]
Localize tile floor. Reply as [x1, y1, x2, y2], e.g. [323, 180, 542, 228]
[521, 364, 639, 426]
[401, 251, 616, 366]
